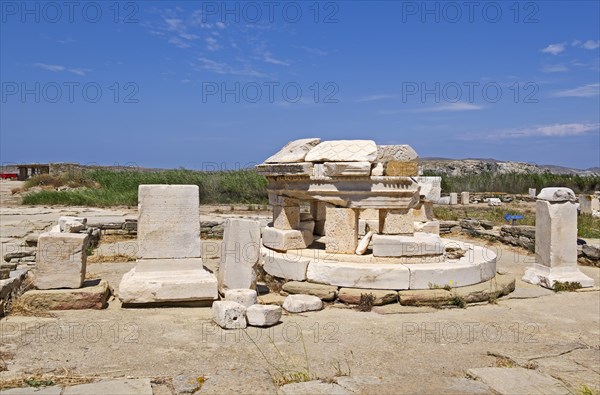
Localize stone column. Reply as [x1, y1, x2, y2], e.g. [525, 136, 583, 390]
[449, 193, 458, 205]
[461, 192, 469, 205]
[218, 218, 261, 292]
[523, 188, 594, 288]
[325, 207, 358, 254]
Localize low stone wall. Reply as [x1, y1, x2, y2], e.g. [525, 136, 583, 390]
[439, 220, 599, 267]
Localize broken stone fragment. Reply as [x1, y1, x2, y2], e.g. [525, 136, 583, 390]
[376, 144, 418, 162]
[537, 187, 577, 202]
[356, 231, 374, 255]
[264, 138, 321, 163]
[224, 289, 258, 307]
[322, 161, 372, 177]
[282, 294, 323, 313]
[246, 304, 282, 327]
[58, 216, 87, 232]
[305, 140, 378, 162]
[211, 301, 247, 329]
[256, 162, 314, 176]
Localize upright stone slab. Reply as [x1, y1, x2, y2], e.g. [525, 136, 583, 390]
[35, 232, 89, 290]
[137, 185, 201, 259]
[523, 188, 594, 288]
[529, 188, 537, 198]
[218, 218, 261, 292]
[415, 176, 442, 202]
[449, 193, 458, 205]
[461, 192, 469, 205]
[311, 201, 331, 236]
[579, 194, 599, 215]
[325, 207, 359, 254]
[119, 185, 218, 305]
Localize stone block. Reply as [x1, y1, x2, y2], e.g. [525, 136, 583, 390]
[338, 288, 397, 305]
[246, 304, 282, 327]
[264, 138, 321, 163]
[449, 193, 458, 205]
[256, 162, 314, 176]
[269, 194, 300, 206]
[414, 220, 440, 235]
[212, 301, 247, 329]
[224, 288, 257, 307]
[461, 192, 470, 205]
[118, 259, 218, 304]
[273, 205, 300, 230]
[537, 187, 576, 202]
[262, 227, 312, 252]
[58, 216, 87, 232]
[409, 201, 434, 222]
[261, 248, 310, 281]
[384, 160, 419, 176]
[282, 281, 337, 301]
[376, 144, 418, 162]
[218, 218, 261, 292]
[0, 269, 9, 280]
[17, 279, 111, 310]
[371, 162, 384, 176]
[466, 367, 570, 395]
[579, 194, 600, 215]
[35, 232, 89, 290]
[63, 221, 86, 233]
[305, 140, 378, 162]
[372, 233, 444, 257]
[379, 209, 414, 235]
[311, 201, 331, 236]
[137, 185, 201, 259]
[282, 294, 323, 313]
[415, 176, 442, 202]
[325, 207, 358, 254]
[323, 161, 372, 177]
[258, 293, 287, 306]
[487, 198, 502, 206]
[529, 188, 537, 198]
[299, 220, 315, 234]
[307, 260, 410, 289]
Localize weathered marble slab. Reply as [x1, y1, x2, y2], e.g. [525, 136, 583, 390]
[305, 140, 377, 162]
[264, 138, 321, 163]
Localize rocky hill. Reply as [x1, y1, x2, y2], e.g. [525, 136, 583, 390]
[420, 158, 599, 177]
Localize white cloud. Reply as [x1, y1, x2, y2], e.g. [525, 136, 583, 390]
[262, 51, 289, 66]
[553, 83, 600, 97]
[582, 40, 600, 50]
[33, 63, 65, 72]
[205, 37, 219, 51]
[473, 123, 600, 140]
[541, 64, 568, 73]
[298, 46, 328, 56]
[168, 37, 191, 48]
[195, 57, 267, 77]
[413, 102, 484, 113]
[215, 22, 225, 29]
[357, 94, 400, 102]
[541, 43, 566, 55]
[67, 68, 91, 76]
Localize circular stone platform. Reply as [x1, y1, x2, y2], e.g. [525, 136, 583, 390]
[261, 239, 496, 290]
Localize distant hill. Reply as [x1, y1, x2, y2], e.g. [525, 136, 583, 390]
[420, 158, 600, 177]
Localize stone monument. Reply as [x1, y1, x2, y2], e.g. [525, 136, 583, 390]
[257, 139, 497, 290]
[119, 185, 218, 304]
[523, 187, 594, 288]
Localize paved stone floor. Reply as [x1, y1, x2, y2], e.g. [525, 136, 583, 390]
[0, 180, 599, 394]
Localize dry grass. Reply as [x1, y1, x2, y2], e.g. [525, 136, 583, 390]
[98, 234, 136, 244]
[3, 277, 56, 318]
[87, 253, 136, 264]
[10, 187, 23, 195]
[0, 370, 108, 391]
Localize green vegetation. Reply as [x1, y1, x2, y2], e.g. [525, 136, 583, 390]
[21, 169, 268, 207]
[423, 171, 600, 194]
[553, 281, 582, 292]
[433, 206, 600, 238]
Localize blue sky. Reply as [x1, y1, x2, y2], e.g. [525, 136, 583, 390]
[1, 1, 599, 170]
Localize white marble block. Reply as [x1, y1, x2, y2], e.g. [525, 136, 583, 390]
[273, 205, 300, 230]
[529, 188, 537, 198]
[523, 188, 594, 288]
[35, 232, 89, 290]
[264, 138, 321, 163]
[449, 193, 458, 205]
[305, 140, 378, 162]
[325, 207, 359, 254]
[246, 304, 282, 327]
[461, 192, 470, 205]
[218, 218, 261, 292]
[137, 185, 201, 259]
[262, 226, 312, 252]
[372, 233, 444, 257]
[118, 259, 218, 303]
[58, 216, 87, 232]
[283, 294, 323, 313]
[212, 301, 247, 329]
[224, 289, 258, 307]
[488, 198, 502, 206]
[579, 194, 599, 215]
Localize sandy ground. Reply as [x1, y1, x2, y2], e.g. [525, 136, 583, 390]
[1, 180, 599, 394]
